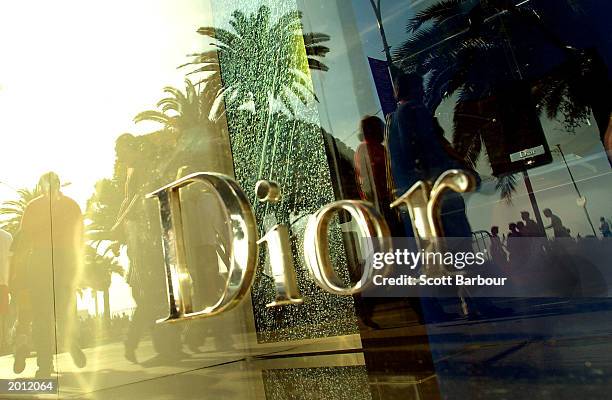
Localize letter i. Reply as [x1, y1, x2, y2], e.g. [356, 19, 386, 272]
[256, 180, 303, 307]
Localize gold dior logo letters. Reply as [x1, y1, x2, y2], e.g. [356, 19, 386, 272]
[147, 170, 476, 324]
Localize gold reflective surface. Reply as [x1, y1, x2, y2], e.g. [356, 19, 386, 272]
[0, 1, 611, 399]
[304, 200, 391, 296]
[148, 173, 259, 321]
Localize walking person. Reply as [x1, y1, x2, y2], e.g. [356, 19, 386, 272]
[520, 211, 546, 256]
[0, 228, 11, 352]
[543, 208, 570, 239]
[520, 211, 542, 237]
[600, 217, 611, 237]
[506, 223, 522, 265]
[489, 226, 508, 268]
[11, 172, 86, 377]
[113, 134, 182, 364]
[354, 116, 392, 209]
[386, 73, 472, 239]
[354, 115, 401, 235]
[385, 73, 512, 321]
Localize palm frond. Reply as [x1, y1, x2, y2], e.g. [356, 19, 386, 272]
[394, 25, 462, 73]
[184, 64, 220, 76]
[133, 110, 173, 125]
[157, 98, 181, 114]
[302, 32, 331, 46]
[280, 90, 296, 117]
[162, 86, 188, 106]
[273, 10, 302, 33]
[0, 187, 39, 235]
[255, 5, 271, 28]
[185, 79, 197, 104]
[196, 27, 240, 47]
[495, 173, 518, 204]
[290, 82, 311, 106]
[408, 0, 469, 32]
[304, 44, 330, 58]
[307, 59, 329, 72]
[452, 98, 486, 168]
[289, 69, 316, 95]
[229, 10, 251, 38]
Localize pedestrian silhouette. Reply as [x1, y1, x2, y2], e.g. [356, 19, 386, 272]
[516, 221, 527, 236]
[386, 72, 472, 238]
[600, 217, 611, 237]
[384, 73, 512, 322]
[113, 134, 182, 364]
[489, 226, 508, 267]
[354, 115, 401, 234]
[354, 116, 392, 210]
[520, 211, 542, 237]
[12, 172, 86, 377]
[0, 228, 11, 352]
[506, 223, 522, 265]
[543, 208, 570, 238]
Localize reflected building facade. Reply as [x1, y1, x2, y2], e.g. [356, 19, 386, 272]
[1, 1, 612, 399]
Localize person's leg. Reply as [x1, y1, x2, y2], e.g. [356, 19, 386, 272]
[124, 292, 157, 362]
[31, 299, 55, 378]
[124, 225, 160, 362]
[151, 321, 184, 358]
[184, 245, 216, 351]
[125, 303, 144, 360]
[0, 285, 9, 351]
[13, 290, 32, 374]
[56, 290, 86, 368]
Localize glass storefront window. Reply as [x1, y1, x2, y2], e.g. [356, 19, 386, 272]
[0, 1, 610, 399]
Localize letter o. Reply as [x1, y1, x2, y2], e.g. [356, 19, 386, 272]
[303, 200, 391, 295]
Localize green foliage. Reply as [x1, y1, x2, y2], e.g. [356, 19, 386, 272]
[83, 5, 333, 292]
[0, 187, 40, 236]
[395, 0, 604, 202]
[180, 5, 329, 117]
[134, 79, 220, 130]
[0, 184, 124, 291]
[495, 173, 518, 205]
[407, 0, 469, 33]
[86, 178, 124, 249]
[533, 50, 601, 131]
[82, 244, 124, 291]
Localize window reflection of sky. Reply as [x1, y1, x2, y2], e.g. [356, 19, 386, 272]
[0, 1, 212, 208]
[0, 0, 609, 314]
[303, 0, 612, 236]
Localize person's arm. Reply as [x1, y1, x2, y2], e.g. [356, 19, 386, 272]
[605, 114, 612, 163]
[383, 113, 398, 197]
[9, 204, 33, 293]
[389, 107, 417, 192]
[75, 208, 84, 258]
[354, 145, 364, 184]
[3, 233, 13, 289]
[8, 239, 18, 294]
[398, 108, 414, 163]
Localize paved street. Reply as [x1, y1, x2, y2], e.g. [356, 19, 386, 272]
[0, 300, 610, 399]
